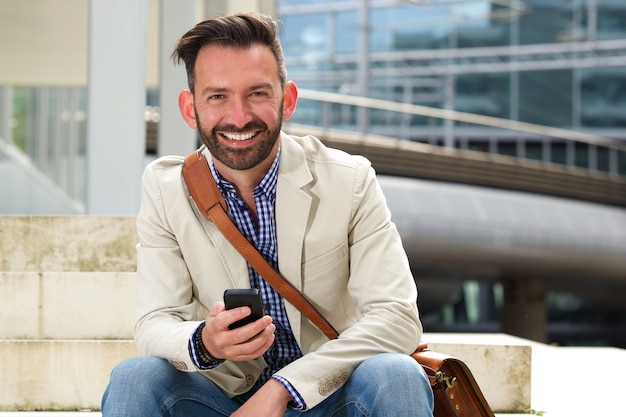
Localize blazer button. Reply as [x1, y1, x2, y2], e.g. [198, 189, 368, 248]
[245, 374, 255, 386]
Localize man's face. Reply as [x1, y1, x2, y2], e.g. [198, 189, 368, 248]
[185, 44, 295, 171]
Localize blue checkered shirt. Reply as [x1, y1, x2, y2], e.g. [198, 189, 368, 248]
[189, 146, 305, 409]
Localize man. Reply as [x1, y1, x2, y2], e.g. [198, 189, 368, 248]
[102, 12, 433, 417]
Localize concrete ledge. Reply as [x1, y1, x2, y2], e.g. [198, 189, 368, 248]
[0, 216, 136, 272]
[0, 340, 137, 411]
[424, 333, 532, 413]
[0, 272, 135, 339]
[1, 336, 531, 413]
[1, 337, 526, 412]
[8, 335, 621, 416]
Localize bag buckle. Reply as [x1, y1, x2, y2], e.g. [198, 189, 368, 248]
[436, 371, 457, 389]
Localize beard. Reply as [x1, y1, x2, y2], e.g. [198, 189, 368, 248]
[196, 107, 283, 171]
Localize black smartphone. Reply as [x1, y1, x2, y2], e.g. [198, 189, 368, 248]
[223, 288, 265, 329]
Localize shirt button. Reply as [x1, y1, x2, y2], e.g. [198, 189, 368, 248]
[245, 375, 255, 386]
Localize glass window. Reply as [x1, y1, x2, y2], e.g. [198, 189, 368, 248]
[520, 1, 574, 44]
[455, 73, 511, 119]
[580, 69, 626, 127]
[335, 11, 357, 54]
[519, 70, 572, 127]
[280, 13, 328, 64]
[596, 0, 626, 40]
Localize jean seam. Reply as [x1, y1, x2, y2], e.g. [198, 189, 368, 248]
[161, 392, 231, 416]
[325, 397, 369, 417]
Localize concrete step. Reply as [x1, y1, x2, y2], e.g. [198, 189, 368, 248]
[0, 340, 137, 411]
[0, 336, 531, 413]
[0, 215, 136, 272]
[0, 271, 135, 339]
[425, 334, 531, 414]
[7, 335, 624, 415]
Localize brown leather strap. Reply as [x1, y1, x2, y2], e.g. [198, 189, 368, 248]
[183, 149, 339, 340]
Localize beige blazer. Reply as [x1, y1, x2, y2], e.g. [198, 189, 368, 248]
[134, 132, 422, 409]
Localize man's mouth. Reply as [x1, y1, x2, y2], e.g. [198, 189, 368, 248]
[221, 131, 259, 141]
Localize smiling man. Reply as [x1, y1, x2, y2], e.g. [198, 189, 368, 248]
[101, 13, 433, 417]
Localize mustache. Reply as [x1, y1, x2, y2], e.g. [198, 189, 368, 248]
[213, 120, 268, 133]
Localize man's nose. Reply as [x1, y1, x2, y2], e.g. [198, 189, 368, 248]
[225, 96, 254, 128]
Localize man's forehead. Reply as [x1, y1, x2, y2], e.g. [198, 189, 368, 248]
[193, 44, 280, 87]
[196, 42, 272, 59]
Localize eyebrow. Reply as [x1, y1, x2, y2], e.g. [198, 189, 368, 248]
[199, 82, 274, 97]
[199, 86, 228, 97]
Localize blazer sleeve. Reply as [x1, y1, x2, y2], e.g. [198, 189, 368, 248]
[133, 156, 202, 370]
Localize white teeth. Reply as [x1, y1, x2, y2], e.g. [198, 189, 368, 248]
[222, 132, 256, 141]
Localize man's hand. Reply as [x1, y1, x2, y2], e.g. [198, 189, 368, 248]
[202, 301, 275, 361]
[231, 379, 291, 417]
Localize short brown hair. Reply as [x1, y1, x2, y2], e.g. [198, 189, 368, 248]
[172, 13, 287, 93]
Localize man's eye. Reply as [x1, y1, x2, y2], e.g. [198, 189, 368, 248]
[209, 95, 224, 100]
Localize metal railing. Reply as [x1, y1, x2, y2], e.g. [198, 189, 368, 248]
[286, 89, 626, 206]
[294, 88, 626, 177]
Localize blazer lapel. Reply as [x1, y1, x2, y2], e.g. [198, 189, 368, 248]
[197, 217, 252, 289]
[275, 134, 313, 342]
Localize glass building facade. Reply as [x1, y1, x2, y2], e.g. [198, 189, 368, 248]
[278, 0, 626, 139]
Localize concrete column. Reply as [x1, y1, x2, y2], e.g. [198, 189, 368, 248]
[158, 0, 199, 157]
[501, 277, 548, 343]
[86, 0, 147, 214]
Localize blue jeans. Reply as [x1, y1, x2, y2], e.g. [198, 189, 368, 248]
[102, 353, 434, 416]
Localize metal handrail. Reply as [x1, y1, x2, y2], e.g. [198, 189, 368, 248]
[297, 88, 626, 152]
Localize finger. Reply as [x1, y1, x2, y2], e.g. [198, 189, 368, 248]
[213, 301, 226, 315]
[205, 302, 228, 333]
[206, 301, 225, 325]
[208, 314, 274, 361]
[224, 306, 254, 330]
[228, 323, 276, 361]
[229, 315, 273, 342]
[249, 325, 276, 357]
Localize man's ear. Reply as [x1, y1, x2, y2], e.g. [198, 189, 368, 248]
[178, 90, 197, 129]
[282, 81, 298, 121]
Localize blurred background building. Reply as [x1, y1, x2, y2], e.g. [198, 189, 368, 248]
[1, 0, 625, 347]
[280, 0, 626, 148]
